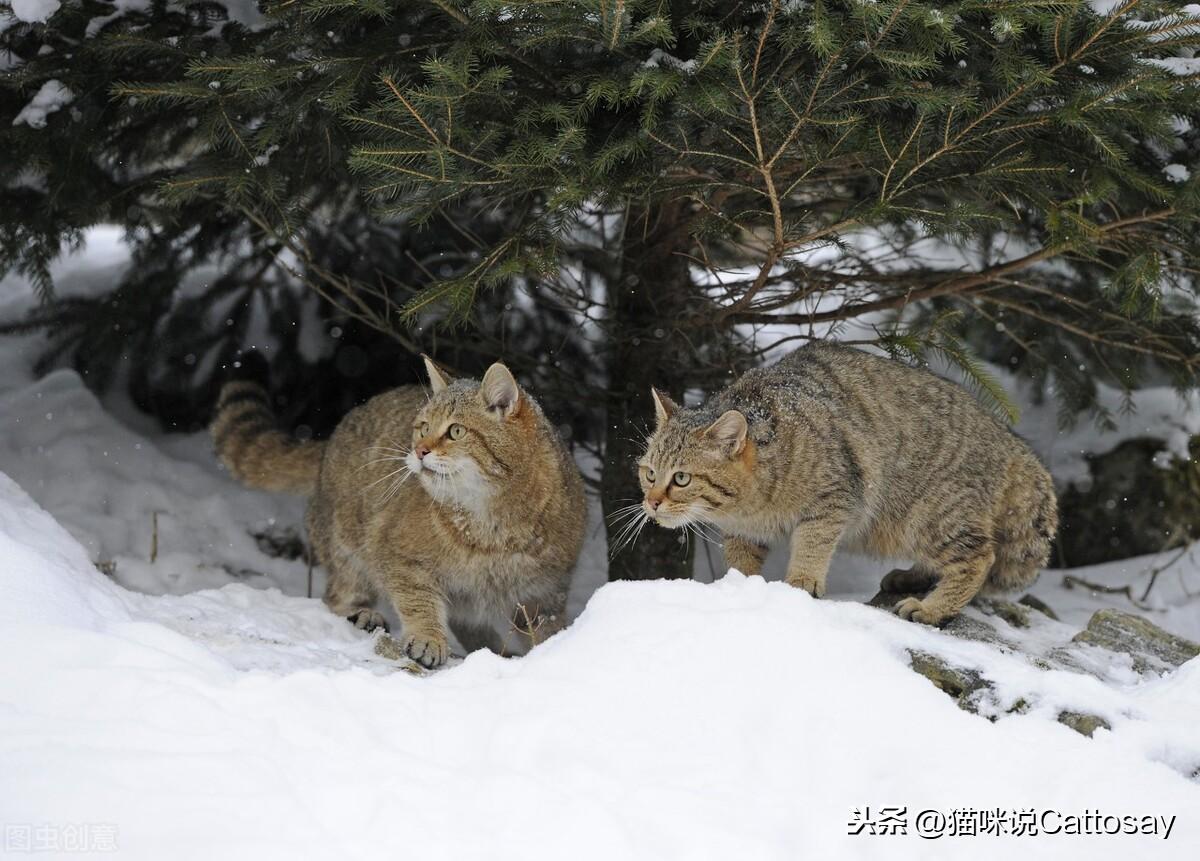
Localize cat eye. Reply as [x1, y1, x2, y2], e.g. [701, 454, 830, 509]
[419, 421, 430, 437]
[673, 471, 692, 487]
[645, 467, 656, 482]
[448, 423, 466, 440]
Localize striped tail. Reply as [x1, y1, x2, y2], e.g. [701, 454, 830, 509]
[209, 353, 324, 495]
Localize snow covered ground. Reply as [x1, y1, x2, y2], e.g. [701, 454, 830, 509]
[1, 231, 1198, 859]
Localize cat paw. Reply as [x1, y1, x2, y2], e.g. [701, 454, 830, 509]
[788, 574, 827, 598]
[893, 597, 944, 625]
[347, 609, 389, 633]
[402, 632, 449, 669]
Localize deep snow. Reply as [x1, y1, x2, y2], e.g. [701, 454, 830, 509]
[1, 476, 1199, 860]
[0, 230, 1198, 859]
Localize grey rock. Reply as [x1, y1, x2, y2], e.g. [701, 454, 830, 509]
[1057, 711, 1111, 738]
[866, 588, 922, 610]
[939, 612, 1015, 646]
[867, 594, 1017, 647]
[976, 597, 1032, 629]
[1072, 609, 1199, 673]
[907, 651, 992, 713]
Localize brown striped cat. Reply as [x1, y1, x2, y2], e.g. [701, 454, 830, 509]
[636, 342, 1057, 625]
[211, 352, 586, 667]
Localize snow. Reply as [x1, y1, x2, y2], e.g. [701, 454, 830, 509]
[1018, 382, 1200, 487]
[11, 79, 73, 130]
[9, 0, 60, 24]
[643, 49, 698, 74]
[220, 0, 267, 31]
[1164, 163, 1191, 183]
[0, 473, 128, 630]
[1, 229, 1198, 858]
[1150, 56, 1200, 76]
[84, 0, 153, 39]
[1, 491, 1198, 858]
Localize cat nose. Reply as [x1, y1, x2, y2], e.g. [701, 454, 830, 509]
[648, 498, 661, 510]
[415, 445, 430, 459]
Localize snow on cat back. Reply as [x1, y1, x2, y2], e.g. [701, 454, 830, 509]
[0, 471, 128, 629]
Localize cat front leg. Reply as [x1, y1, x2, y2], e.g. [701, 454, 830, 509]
[784, 512, 849, 598]
[381, 571, 451, 669]
[724, 535, 769, 577]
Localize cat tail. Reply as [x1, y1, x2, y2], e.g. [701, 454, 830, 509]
[210, 351, 325, 495]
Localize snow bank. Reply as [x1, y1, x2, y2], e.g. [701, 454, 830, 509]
[0, 472, 127, 629]
[0, 367, 314, 600]
[1, 479, 1198, 860]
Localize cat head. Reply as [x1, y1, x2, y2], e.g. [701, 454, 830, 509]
[637, 388, 753, 528]
[405, 356, 530, 510]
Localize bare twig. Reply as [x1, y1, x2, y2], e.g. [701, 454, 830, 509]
[1062, 573, 1153, 611]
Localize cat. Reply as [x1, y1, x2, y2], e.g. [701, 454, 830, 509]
[636, 342, 1057, 625]
[211, 352, 586, 667]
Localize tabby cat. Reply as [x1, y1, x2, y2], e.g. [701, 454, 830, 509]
[212, 353, 586, 667]
[637, 342, 1057, 625]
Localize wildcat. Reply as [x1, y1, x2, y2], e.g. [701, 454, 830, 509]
[637, 342, 1057, 625]
[211, 352, 586, 667]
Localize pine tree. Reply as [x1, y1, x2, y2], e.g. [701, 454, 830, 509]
[3, 1, 1199, 580]
[1, 0, 543, 430]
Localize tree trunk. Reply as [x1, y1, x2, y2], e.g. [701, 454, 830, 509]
[602, 203, 696, 581]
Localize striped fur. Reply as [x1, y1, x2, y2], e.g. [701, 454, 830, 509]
[638, 342, 1059, 626]
[212, 359, 585, 669]
[210, 380, 325, 494]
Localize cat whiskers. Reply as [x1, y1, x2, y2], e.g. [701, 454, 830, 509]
[605, 502, 647, 540]
[361, 444, 415, 506]
[682, 507, 723, 546]
[682, 520, 720, 547]
[357, 443, 412, 471]
[607, 504, 651, 558]
[605, 502, 646, 528]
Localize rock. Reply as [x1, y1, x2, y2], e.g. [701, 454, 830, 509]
[893, 600, 1193, 736]
[1057, 711, 1111, 738]
[907, 651, 992, 712]
[939, 612, 1015, 645]
[1072, 609, 1199, 673]
[866, 588, 921, 610]
[868, 593, 1018, 647]
[976, 598, 1031, 629]
[1018, 594, 1058, 621]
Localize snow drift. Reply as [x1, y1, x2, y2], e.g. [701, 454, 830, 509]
[1, 473, 1198, 860]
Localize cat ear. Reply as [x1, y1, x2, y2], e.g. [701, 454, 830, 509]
[703, 410, 748, 456]
[650, 387, 678, 427]
[480, 362, 520, 418]
[422, 354, 451, 394]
